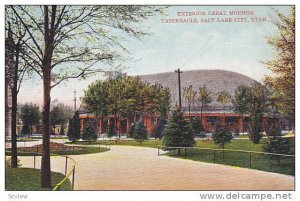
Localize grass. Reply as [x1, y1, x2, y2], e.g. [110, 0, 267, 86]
[66, 139, 162, 148]
[67, 138, 265, 152]
[6, 138, 39, 142]
[166, 147, 295, 175]
[67, 138, 294, 175]
[5, 163, 71, 190]
[6, 146, 110, 156]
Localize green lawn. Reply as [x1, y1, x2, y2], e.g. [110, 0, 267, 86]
[6, 146, 110, 156]
[67, 138, 294, 175]
[166, 147, 294, 175]
[67, 138, 265, 151]
[6, 138, 39, 142]
[5, 163, 71, 190]
[67, 139, 162, 148]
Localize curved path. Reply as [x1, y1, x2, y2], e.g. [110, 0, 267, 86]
[17, 145, 294, 190]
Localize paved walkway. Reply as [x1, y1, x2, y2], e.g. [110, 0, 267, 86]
[16, 145, 294, 190]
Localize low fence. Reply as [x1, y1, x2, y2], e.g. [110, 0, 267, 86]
[7, 151, 77, 190]
[52, 154, 76, 190]
[158, 146, 295, 175]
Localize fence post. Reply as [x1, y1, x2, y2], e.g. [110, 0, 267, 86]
[249, 152, 252, 168]
[33, 153, 36, 169]
[184, 148, 187, 159]
[65, 156, 68, 176]
[213, 150, 216, 163]
[99, 144, 100, 149]
[72, 166, 76, 190]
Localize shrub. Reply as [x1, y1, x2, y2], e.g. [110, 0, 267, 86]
[21, 125, 30, 135]
[151, 118, 167, 139]
[67, 112, 81, 142]
[107, 118, 116, 138]
[133, 122, 148, 144]
[59, 126, 65, 135]
[191, 117, 205, 138]
[212, 125, 233, 149]
[163, 108, 195, 148]
[82, 123, 97, 142]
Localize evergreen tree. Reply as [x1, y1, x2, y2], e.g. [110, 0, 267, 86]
[67, 112, 81, 142]
[107, 118, 116, 138]
[21, 125, 30, 135]
[163, 108, 195, 148]
[264, 127, 291, 163]
[133, 122, 148, 144]
[212, 125, 233, 149]
[59, 126, 65, 135]
[152, 118, 167, 139]
[191, 117, 205, 138]
[82, 122, 97, 142]
[264, 127, 290, 154]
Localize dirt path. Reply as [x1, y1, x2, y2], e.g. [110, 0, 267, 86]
[16, 145, 294, 190]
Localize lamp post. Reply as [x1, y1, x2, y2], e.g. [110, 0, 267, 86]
[175, 68, 183, 109]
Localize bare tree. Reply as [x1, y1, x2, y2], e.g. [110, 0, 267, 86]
[5, 8, 28, 168]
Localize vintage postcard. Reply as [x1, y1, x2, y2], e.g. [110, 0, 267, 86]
[3, 3, 295, 200]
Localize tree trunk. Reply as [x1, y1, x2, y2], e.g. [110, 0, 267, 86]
[41, 69, 52, 188]
[10, 49, 19, 168]
[41, 5, 56, 188]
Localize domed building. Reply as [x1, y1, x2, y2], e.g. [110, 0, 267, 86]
[139, 69, 258, 133]
[79, 69, 290, 136]
[140, 69, 257, 111]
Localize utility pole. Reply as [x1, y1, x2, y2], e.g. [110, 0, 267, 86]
[175, 68, 183, 109]
[73, 90, 77, 112]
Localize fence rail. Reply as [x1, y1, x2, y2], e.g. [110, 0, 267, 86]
[158, 146, 295, 175]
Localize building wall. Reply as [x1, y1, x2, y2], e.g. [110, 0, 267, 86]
[79, 112, 280, 136]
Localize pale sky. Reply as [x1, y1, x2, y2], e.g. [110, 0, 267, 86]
[17, 5, 292, 107]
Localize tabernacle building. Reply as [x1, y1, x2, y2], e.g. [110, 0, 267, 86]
[78, 69, 292, 136]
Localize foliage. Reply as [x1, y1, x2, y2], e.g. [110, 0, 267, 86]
[183, 85, 196, 117]
[133, 121, 148, 144]
[197, 85, 213, 120]
[263, 7, 295, 123]
[232, 83, 269, 143]
[83, 76, 171, 121]
[19, 103, 41, 134]
[59, 126, 65, 135]
[50, 102, 73, 128]
[217, 90, 231, 114]
[21, 125, 30, 135]
[247, 83, 268, 144]
[107, 118, 116, 137]
[191, 117, 205, 137]
[151, 118, 167, 139]
[212, 125, 233, 149]
[233, 85, 251, 115]
[163, 108, 195, 147]
[82, 122, 97, 141]
[264, 127, 291, 155]
[67, 112, 81, 142]
[127, 123, 135, 138]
